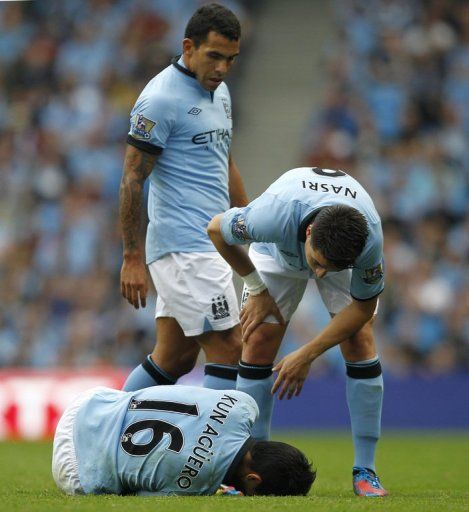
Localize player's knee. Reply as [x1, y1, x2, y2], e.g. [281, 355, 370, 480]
[177, 351, 199, 375]
[202, 328, 242, 364]
[243, 328, 277, 365]
[154, 347, 199, 379]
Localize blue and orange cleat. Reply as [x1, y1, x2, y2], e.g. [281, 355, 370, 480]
[353, 467, 388, 497]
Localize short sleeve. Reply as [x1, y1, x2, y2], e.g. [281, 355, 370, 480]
[128, 92, 176, 150]
[350, 222, 385, 300]
[220, 194, 288, 246]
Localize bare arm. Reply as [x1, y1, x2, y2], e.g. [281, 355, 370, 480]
[207, 214, 254, 276]
[228, 153, 248, 207]
[207, 214, 285, 338]
[119, 144, 159, 308]
[272, 297, 378, 398]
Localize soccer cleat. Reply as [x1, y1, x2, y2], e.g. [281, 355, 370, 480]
[353, 467, 388, 497]
[215, 484, 244, 496]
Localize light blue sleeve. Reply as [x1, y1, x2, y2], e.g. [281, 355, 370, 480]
[350, 222, 385, 300]
[128, 92, 176, 149]
[220, 194, 288, 246]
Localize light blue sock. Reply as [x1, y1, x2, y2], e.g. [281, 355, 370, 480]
[345, 357, 384, 472]
[237, 361, 274, 441]
[122, 355, 177, 391]
[203, 363, 238, 390]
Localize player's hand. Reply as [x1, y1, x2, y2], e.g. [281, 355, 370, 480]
[120, 257, 148, 309]
[272, 347, 312, 399]
[239, 290, 285, 342]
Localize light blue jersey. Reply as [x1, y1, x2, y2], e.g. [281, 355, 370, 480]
[73, 386, 258, 495]
[221, 167, 384, 300]
[128, 57, 233, 264]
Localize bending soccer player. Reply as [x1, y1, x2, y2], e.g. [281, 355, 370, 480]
[52, 385, 315, 496]
[208, 167, 388, 497]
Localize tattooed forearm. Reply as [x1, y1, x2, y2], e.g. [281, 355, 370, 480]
[119, 145, 158, 256]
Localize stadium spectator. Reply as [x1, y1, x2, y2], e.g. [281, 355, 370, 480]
[297, 0, 468, 376]
[0, 0, 467, 379]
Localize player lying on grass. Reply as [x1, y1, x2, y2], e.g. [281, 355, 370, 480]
[52, 385, 315, 496]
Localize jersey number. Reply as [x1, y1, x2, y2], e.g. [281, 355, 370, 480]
[312, 167, 346, 177]
[120, 399, 199, 456]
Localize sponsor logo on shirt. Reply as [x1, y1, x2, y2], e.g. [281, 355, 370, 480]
[364, 263, 384, 284]
[191, 128, 232, 145]
[130, 113, 156, 140]
[188, 107, 202, 115]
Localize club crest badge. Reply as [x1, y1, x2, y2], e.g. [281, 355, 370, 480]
[212, 295, 230, 320]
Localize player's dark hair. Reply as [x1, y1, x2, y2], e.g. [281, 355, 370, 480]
[185, 3, 241, 47]
[311, 205, 368, 269]
[250, 441, 316, 496]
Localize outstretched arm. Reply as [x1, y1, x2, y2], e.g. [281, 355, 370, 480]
[272, 296, 378, 399]
[119, 144, 159, 309]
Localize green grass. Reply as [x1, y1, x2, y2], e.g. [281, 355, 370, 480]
[1, 432, 468, 511]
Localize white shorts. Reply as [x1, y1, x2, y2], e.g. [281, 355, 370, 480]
[149, 252, 240, 336]
[243, 247, 372, 323]
[52, 387, 109, 495]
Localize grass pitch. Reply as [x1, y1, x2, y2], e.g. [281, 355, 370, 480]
[1, 432, 468, 512]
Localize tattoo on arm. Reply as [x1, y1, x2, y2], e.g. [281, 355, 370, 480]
[119, 146, 158, 255]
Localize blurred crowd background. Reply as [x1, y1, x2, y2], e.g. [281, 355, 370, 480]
[0, 0, 467, 376]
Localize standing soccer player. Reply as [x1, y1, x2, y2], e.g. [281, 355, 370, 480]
[208, 167, 388, 497]
[120, 4, 248, 392]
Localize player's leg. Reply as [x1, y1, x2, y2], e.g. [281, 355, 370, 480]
[195, 325, 242, 390]
[170, 251, 243, 391]
[340, 320, 383, 473]
[237, 322, 287, 440]
[122, 254, 202, 391]
[316, 271, 386, 496]
[122, 316, 200, 391]
[340, 320, 387, 496]
[125, 252, 244, 392]
[236, 247, 308, 440]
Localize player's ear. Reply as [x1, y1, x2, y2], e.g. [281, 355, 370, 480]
[242, 472, 262, 495]
[182, 38, 195, 56]
[306, 223, 312, 238]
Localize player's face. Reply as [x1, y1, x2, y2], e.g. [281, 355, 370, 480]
[305, 238, 342, 279]
[183, 31, 240, 91]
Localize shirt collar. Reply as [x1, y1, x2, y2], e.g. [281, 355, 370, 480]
[171, 55, 215, 101]
[172, 55, 197, 79]
[223, 437, 256, 486]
